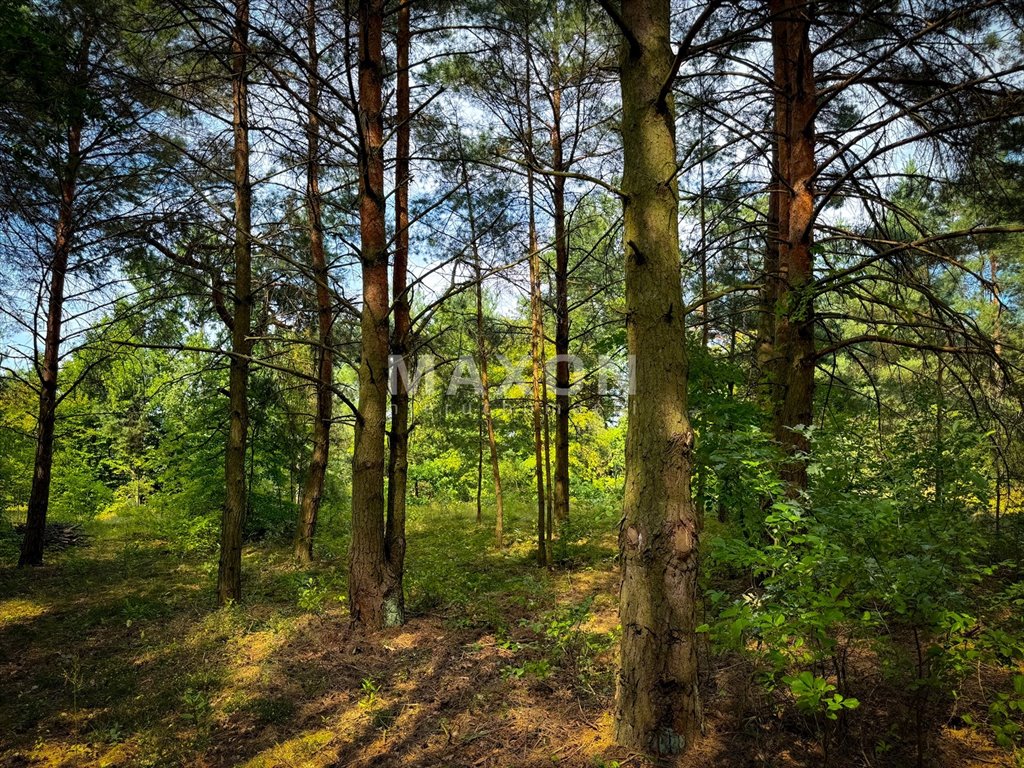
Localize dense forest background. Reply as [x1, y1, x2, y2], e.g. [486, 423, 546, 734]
[2, 0, 1024, 766]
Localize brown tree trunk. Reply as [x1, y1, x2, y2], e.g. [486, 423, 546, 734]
[349, 0, 402, 629]
[19, 123, 82, 568]
[769, 0, 817, 489]
[384, 0, 411, 611]
[551, 79, 571, 532]
[218, 0, 253, 604]
[295, 0, 332, 564]
[611, 0, 701, 754]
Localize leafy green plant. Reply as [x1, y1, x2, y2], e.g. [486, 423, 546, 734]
[783, 671, 860, 720]
[296, 575, 331, 613]
[181, 687, 212, 743]
[359, 677, 380, 709]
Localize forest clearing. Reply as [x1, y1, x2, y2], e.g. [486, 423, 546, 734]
[3, 0, 1024, 765]
[2, 502, 1021, 768]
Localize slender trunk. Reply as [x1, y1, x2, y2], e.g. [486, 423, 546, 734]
[769, 0, 817, 489]
[349, 0, 402, 629]
[526, 31, 547, 567]
[384, 0, 411, 610]
[294, 0, 332, 563]
[19, 123, 82, 567]
[698, 108, 709, 349]
[460, 151, 504, 547]
[218, 0, 253, 604]
[612, 0, 701, 753]
[991, 253, 1001, 538]
[542, 337, 554, 540]
[529, 170, 547, 566]
[476, 409, 483, 523]
[552, 80, 571, 530]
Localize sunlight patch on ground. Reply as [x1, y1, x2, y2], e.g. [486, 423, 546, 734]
[0, 597, 48, 625]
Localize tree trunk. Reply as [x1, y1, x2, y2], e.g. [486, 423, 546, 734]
[295, 0, 332, 564]
[542, 341, 553, 541]
[384, 0, 411, 613]
[612, 0, 701, 754]
[460, 149, 504, 548]
[19, 122, 82, 568]
[551, 79, 571, 532]
[218, 0, 253, 604]
[349, 0, 402, 629]
[529, 166, 547, 567]
[526, 31, 547, 567]
[769, 0, 816, 489]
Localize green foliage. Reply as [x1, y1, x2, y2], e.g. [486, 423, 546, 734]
[782, 671, 860, 720]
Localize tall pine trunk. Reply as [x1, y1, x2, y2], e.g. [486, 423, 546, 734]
[551, 77, 571, 533]
[529, 166, 547, 566]
[769, 0, 816, 488]
[295, 0, 332, 564]
[612, 0, 701, 754]
[349, 0, 402, 629]
[218, 0, 253, 604]
[384, 0, 412, 611]
[19, 122, 82, 567]
[525, 30, 547, 566]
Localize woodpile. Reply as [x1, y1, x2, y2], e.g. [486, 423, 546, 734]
[13, 522, 88, 551]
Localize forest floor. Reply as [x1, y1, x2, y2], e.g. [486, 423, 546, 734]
[0, 501, 1018, 768]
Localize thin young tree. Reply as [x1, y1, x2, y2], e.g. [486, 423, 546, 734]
[217, 0, 254, 604]
[384, 0, 412, 593]
[293, 0, 334, 563]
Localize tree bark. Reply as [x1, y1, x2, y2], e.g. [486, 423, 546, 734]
[218, 0, 253, 604]
[295, 0, 332, 564]
[349, 0, 402, 629]
[611, 0, 702, 754]
[769, 0, 817, 489]
[19, 122, 82, 567]
[384, 0, 411, 611]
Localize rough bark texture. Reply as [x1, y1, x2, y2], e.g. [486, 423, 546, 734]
[384, 0, 411, 611]
[218, 0, 253, 604]
[612, 0, 702, 754]
[769, 0, 817, 488]
[295, 0, 332, 564]
[19, 122, 81, 568]
[349, 0, 403, 629]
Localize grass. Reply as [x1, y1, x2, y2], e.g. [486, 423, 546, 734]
[1, 497, 1020, 767]
[0, 498, 626, 768]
